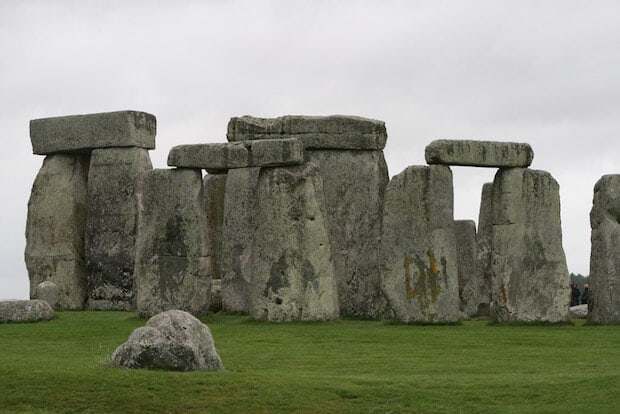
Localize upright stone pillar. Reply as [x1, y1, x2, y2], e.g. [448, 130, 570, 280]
[251, 163, 339, 321]
[220, 168, 260, 313]
[380, 165, 459, 323]
[86, 148, 152, 310]
[490, 168, 570, 322]
[455, 220, 478, 317]
[227, 115, 389, 319]
[475, 182, 494, 316]
[25, 154, 90, 309]
[588, 175, 620, 324]
[203, 173, 227, 280]
[135, 169, 210, 318]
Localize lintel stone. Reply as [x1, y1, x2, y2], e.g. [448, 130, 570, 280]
[425, 140, 533, 167]
[227, 115, 387, 150]
[167, 138, 304, 171]
[30, 110, 156, 155]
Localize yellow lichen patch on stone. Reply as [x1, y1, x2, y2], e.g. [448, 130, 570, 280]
[403, 250, 448, 310]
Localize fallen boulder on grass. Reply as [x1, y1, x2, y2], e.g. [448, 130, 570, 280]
[570, 304, 588, 319]
[0, 299, 54, 323]
[111, 309, 223, 371]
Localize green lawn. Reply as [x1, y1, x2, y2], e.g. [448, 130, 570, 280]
[0, 312, 618, 413]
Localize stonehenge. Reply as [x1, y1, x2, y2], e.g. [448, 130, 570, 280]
[25, 110, 615, 323]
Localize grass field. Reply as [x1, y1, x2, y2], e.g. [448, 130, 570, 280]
[0, 312, 618, 413]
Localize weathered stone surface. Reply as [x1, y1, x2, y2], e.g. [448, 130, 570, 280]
[455, 220, 478, 317]
[251, 163, 339, 321]
[474, 183, 494, 317]
[490, 168, 570, 322]
[168, 139, 304, 171]
[0, 300, 54, 323]
[381, 165, 459, 323]
[25, 154, 89, 310]
[221, 167, 260, 313]
[570, 304, 588, 319]
[86, 148, 152, 310]
[588, 174, 620, 324]
[30, 110, 156, 155]
[227, 115, 387, 150]
[425, 140, 533, 168]
[33, 281, 60, 309]
[111, 309, 223, 371]
[307, 150, 389, 319]
[135, 169, 210, 318]
[204, 173, 227, 280]
[209, 279, 222, 313]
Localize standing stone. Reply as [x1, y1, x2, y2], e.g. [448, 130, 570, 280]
[25, 154, 89, 310]
[307, 150, 389, 318]
[475, 183, 494, 317]
[588, 175, 620, 324]
[381, 165, 459, 323]
[425, 140, 534, 168]
[135, 169, 210, 318]
[86, 147, 152, 310]
[251, 163, 339, 321]
[491, 168, 570, 322]
[226, 115, 390, 319]
[220, 167, 260, 313]
[204, 173, 227, 280]
[455, 220, 478, 317]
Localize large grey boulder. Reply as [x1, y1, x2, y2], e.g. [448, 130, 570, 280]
[455, 220, 478, 317]
[25, 154, 90, 310]
[251, 163, 339, 321]
[227, 115, 387, 150]
[588, 174, 620, 324]
[111, 309, 223, 371]
[474, 183, 494, 316]
[30, 110, 156, 155]
[204, 173, 227, 280]
[167, 138, 304, 172]
[135, 169, 210, 318]
[221, 167, 261, 313]
[33, 281, 60, 309]
[86, 148, 152, 311]
[0, 300, 54, 323]
[381, 165, 460, 323]
[306, 150, 389, 319]
[490, 168, 570, 322]
[570, 304, 588, 319]
[425, 140, 534, 168]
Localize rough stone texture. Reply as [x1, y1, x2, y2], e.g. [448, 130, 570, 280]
[570, 304, 588, 319]
[381, 165, 460, 323]
[203, 173, 227, 280]
[425, 140, 534, 168]
[33, 281, 60, 309]
[0, 300, 54, 323]
[227, 115, 387, 150]
[30, 110, 156, 155]
[86, 148, 152, 310]
[474, 183, 494, 317]
[221, 167, 260, 313]
[25, 154, 89, 310]
[111, 309, 223, 371]
[588, 174, 620, 324]
[135, 169, 210, 318]
[306, 150, 389, 319]
[209, 279, 222, 313]
[251, 163, 339, 321]
[490, 168, 570, 322]
[168, 138, 304, 172]
[455, 220, 478, 317]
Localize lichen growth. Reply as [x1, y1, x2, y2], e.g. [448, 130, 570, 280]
[404, 250, 447, 309]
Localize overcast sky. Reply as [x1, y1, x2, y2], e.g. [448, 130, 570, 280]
[1, 1, 618, 300]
